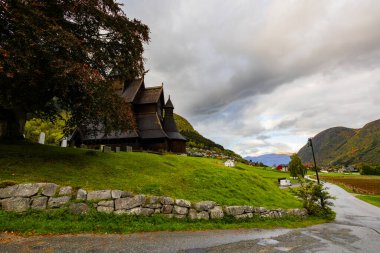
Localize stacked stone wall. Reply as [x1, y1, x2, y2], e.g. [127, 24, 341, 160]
[0, 183, 308, 219]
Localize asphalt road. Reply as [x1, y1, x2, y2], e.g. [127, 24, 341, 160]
[0, 181, 379, 253]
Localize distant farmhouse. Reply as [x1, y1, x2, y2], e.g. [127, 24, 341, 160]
[68, 78, 187, 153]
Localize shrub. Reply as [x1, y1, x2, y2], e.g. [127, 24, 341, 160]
[359, 164, 380, 175]
[292, 180, 335, 216]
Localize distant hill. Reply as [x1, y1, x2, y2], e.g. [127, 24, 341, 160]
[174, 114, 243, 160]
[245, 154, 291, 166]
[298, 119, 380, 166]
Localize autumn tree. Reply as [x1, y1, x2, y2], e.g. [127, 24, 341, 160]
[289, 153, 306, 178]
[0, 0, 149, 140]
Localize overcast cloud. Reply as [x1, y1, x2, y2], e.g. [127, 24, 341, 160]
[123, 0, 380, 156]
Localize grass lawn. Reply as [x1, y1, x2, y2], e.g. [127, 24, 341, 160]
[0, 209, 333, 235]
[0, 142, 300, 208]
[356, 195, 380, 207]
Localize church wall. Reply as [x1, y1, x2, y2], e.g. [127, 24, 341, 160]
[169, 140, 187, 153]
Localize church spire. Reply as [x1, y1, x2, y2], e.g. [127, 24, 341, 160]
[164, 95, 174, 109]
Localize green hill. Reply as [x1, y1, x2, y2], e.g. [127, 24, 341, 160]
[0, 142, 300, 208]
[174, 114, 243, 161]
[174, 114, 224, 150]
[298, 119, 380, 166]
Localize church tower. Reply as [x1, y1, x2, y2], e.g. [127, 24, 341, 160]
[163, 96, 187, 153]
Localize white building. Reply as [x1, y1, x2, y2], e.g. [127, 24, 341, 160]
[224, 160, 235, 167]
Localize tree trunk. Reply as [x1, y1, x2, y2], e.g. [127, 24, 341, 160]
[0, 108, 26, 140]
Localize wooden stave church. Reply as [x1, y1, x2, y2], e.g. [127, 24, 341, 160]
[68, 78, 187, 153]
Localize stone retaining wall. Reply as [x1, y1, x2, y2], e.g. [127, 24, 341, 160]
[0, 183, 307, 220]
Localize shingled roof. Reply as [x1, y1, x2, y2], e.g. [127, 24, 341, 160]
[121, 79, 144, 103]
[135, 86, 163, 104]
[136, 113, 168, 139]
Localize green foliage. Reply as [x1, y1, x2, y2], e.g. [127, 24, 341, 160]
[0, 209, 331, 235]
[0, 143, 301, 208]
[292, 180, 335, 216]
[173, 114, 195, 132]
[358, 164, 380, 175]
[0, 0, 149, 138]
[288, 154, 306, 178]
[24, 113, 68, 145]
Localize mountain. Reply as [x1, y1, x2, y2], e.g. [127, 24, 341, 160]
[244, 154, 291, 166]
[298, 119, 380, 166]
[174, 114, 243, 161]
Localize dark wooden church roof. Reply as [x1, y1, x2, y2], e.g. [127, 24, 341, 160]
[136, 113, 168, 139]
[121, 79, 144, 102]
[164, 96, 174, 109]
[135, 86, 163, 104]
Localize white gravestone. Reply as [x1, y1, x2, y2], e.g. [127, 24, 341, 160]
[38, 132, 45, 144]
[61, 138, 67, 147]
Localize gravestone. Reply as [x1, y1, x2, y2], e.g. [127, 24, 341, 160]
[100, 145, 105, 151]
[38, 132, 45, 144]
[61, 138, 67, 147]
[103, 146, 111, 153]
[115, 147, 120, 152]
[126, 146, 133, 152]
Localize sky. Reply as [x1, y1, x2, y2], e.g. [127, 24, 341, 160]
[122, 0, 380, 157]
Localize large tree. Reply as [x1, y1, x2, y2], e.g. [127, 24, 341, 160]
[289, 153, 306, 178]
[0, 0, 149, 140]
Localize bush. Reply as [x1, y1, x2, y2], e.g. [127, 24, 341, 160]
[359, 164, 380, 175]
[292, 180, 335, 216]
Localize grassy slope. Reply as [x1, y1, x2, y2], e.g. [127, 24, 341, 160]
[0, 143, 300, 208]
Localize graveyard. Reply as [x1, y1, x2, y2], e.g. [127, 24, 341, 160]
[0, 142, 298, 208]
[0, 142, 334, 234]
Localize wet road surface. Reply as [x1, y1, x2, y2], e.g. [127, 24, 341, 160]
[1, 181, 379, 252]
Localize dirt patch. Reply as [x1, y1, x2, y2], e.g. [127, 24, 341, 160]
[320, 176, 380, 195]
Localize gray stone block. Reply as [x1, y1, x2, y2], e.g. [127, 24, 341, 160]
[194, 201, 216, 211]
[59, 186, 72, 196]
[160, 196, 174, 205]
[225, 206, 245, 216]
[188, 209, 197, 220]
[76, 189, 87, 200]
[254, 207, 268, 214]
[197, 211, 209, 220]
[114, 194, 145, 210]
[0, 184, 39, 198]
[175, 199, 191, 208]
[31, 197, 48, 210]
[144, 196, 162, 208]
[125, 207, 154, 216]
[114, 210, 127, 215]
[87, 190, 112, 200]
[98, 200, 114, 207]
[0, 185, 18, 199]
[235, 213, 253, 219]
[69, 203, 89, 214]
[244, 206, 254, 213]
[173, 205, 188, 215]
[162, 204, 173, 214]
[41, 183, 59, 197]
[1, 197, 30, 212]
[210, 206, 224, 219]
[48, 196, 71, 208]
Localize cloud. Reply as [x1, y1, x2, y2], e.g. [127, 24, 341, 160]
[123, 0, 380, 156]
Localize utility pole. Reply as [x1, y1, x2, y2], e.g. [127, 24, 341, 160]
[308, 138, 320, 184]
